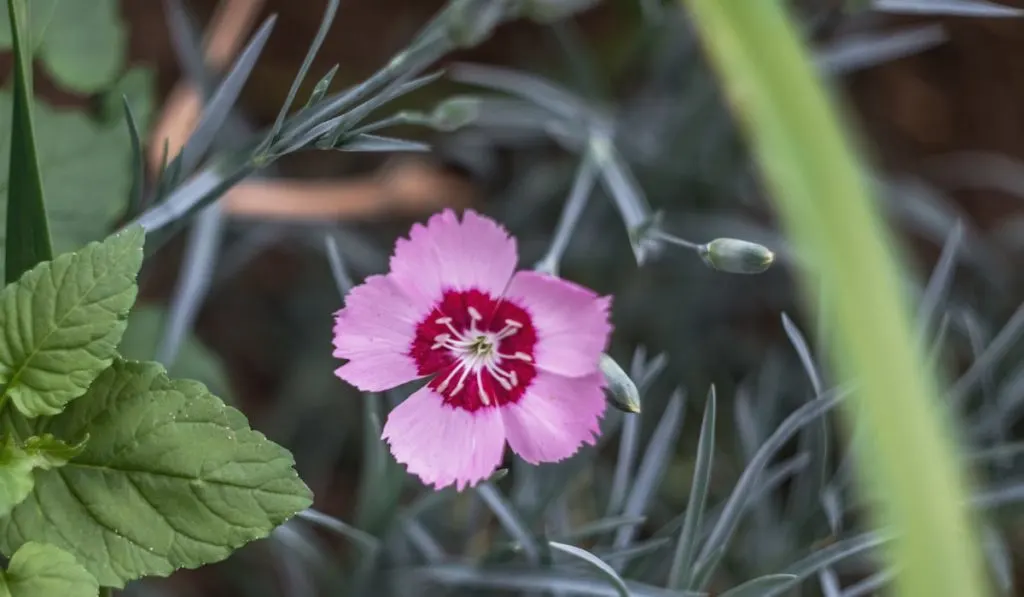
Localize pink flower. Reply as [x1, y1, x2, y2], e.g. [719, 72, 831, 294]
[332, 209, 613, 490]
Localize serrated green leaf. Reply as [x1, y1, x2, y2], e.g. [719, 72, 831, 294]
[118, 305, 235, 404]
[0, 542, 98, 597]
[0, 359, 313, 587]
[0, 93, 139, 271]
[0, 433, 85, 517]
[0, 226, 144, 417]
[0, 0, 126, 93]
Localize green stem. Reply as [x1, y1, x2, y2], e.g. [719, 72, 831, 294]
[680, 2, 989, 597]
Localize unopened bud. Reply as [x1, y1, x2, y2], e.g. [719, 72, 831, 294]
[600, 354, 641, 414]
[699, 238, 775, 274]
[430, 96, 481, 132]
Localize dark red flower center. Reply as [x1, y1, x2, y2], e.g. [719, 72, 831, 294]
[409, 289, 537, 412]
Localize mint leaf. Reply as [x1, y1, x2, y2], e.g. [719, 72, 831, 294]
[0, 434, 85, 517]
[0, 0, 125, 94]
[0, 542, 98, 597]
[0, 359, 314, 588]
[0, 226, 144, 418]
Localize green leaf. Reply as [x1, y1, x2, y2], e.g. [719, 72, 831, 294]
[118, 305, 235, 404]
[0, 433, 85, 517]
[0, 542, 98, 597]
[0, 226, 144, 417]
[0, 0, 126, 94]
[0, 93, 141, 270]
[4, 0, 53, 284]
[0, 359, 313, 588]
[99, 67, 157, 133]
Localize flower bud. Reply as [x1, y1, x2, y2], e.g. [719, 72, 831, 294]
[699, 238, 775, 274]
[600, 354, 641, 414]
[430, 96, 481, 132]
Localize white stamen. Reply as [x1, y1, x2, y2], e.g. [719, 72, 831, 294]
[428, 306, 533, 406]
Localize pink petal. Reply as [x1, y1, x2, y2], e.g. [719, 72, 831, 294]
[504, 270, 612, 377]
[389, 209, 518, 304]
[502, 370, 606, 464]
[382, 386, 507, 490]
[333, 274, 426, 392]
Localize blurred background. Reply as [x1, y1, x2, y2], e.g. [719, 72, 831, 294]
[6, 0, 1024, 595]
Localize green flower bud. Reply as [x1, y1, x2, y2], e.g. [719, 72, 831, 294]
[600, 354, 641, 414]
[699, 238, 775, 274]
[430, 96, 481, 132]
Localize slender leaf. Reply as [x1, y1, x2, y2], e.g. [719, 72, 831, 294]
[874, 0, 1024, 16]
[412, 565, 700, 597]
[5, 0, 52, 283]
[176, 16, 277, 174]
[720, 575, 799, 597]
[296, 508, 380, 555]
[669, 386, 717, 590]
[336, 134, 430, 153]
[693, 390, 847, 583]
[477, 482, 539, 563]
[122, 96, 146, 218]
[916, 221, 963, 337]
[550, 542, 630, 597]
[266, 0, 339, 144]
[613, 390, 686, 549]
[683, 2, 991, 596]
[156, 204, 223, 365]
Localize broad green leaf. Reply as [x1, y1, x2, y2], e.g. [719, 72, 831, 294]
[0, 359, 314, 587]
[119, 305, 235, 404]
[0, 542, 98, 597]
[4, 0, 53, 284]
[0, 226, 144, 417]
[0, 434, 85, 517]
[0, 93, 140, 270]
[0, 0, 126, 93]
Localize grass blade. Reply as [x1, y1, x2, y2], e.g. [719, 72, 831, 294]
[122, 96, 146, 218]
[720, 574, 798, 597]
[265, 0, 339, 145]
[557, 517, 647, 543]
[549, 542, 630, 597]
[693, 389, 847, 584]
[5, 0, 53, 283]
[669, 385, 716, 590]
[296, 508, 380, 555]
[780, 313, 831, 530]
[874, 0, 1024, 16]
[613, 390, 686, 550]
[916, 221, 963, 337]
[476, 482, 539, 563]
[949, 302, 1024, 409]
[770, 533, 890, 596]
[683, 2, 991, 596]
[177, 16, 277, 174]
[336, 134, 430, 153]
[412, 565, 699, 597]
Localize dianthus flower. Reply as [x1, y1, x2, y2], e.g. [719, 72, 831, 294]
[332, 209, 612, 490]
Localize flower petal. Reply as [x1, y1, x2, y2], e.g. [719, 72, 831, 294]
[504, 270, 612, 377]
[333, 274, 426, 392]
[389, 209, 518, 304]
[502, 370, 606, 464]
[382, 386, 507, 490]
